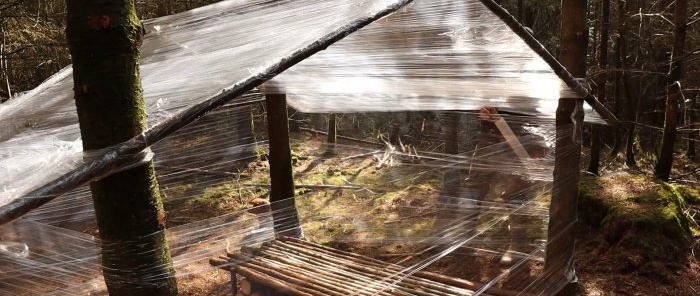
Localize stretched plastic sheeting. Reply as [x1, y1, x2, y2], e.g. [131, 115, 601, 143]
[0, 0, 588, 294]
[1, 103, 575, 295]
[273, 0, 583, 116]
[0, 0, 412, 209]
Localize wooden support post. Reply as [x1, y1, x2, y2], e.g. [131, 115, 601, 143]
[265, 93, 303, 238]
[324, 113, 337, 156]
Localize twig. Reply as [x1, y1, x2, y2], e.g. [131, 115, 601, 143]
[299, 127, 384, 147]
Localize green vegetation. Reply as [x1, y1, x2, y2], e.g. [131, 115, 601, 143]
[578, 173, 698, 282]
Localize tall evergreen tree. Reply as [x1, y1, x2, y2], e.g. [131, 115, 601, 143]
[587, 0, 610, 176]
[655, 0, 688, 180]
[65, 1, 178, 294]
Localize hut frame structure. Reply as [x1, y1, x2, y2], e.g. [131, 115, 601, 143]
[0, 0, 618, 295]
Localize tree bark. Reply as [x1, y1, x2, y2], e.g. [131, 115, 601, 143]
[654, 0, 687, 180]
[688, 97, 697, 160]
[324, 113, 337, 156]
[65, 1, 178, 295]
[587, 0, 610, 175]
[611, 0, 637, 168]
[442, 112, 461, 198]
[608, 0, 624, 158]
[265, 93, 303, 238]
[517, 0, 524, 23]
[544, 0, 586, 289]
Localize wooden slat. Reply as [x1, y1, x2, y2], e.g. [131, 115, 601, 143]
[211, 238, 534, 296]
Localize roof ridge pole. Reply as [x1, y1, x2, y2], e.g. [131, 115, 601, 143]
[477, 0, 618, 126]
[0, 0, 415, 226]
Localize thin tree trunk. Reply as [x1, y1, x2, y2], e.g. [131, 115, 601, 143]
[288, 107, 301, 132]
[443, 112, 460, 198]
[686, 97, 700, 160]
[65, 1, 178, 295]
[624, 74, 638, 167]
[544, 0, 586, 289]
[688, 97, 697, 160]
[608, 0, 624, 158]
[325, 113, 337, 156]
[155, 0, 172, 16]
[587, 0, 610, 175]
[615, 0, 637, 168]
[655, 0, 687, 180]
[517, 0, 524, 23]
[265, 93, 303, 238]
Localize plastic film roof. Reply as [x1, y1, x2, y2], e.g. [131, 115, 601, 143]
[274, 0, 583, 115]
[1, 0, 599, 210]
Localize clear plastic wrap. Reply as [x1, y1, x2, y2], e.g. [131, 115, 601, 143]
[1, 104, 579, 295]
[0, 0, 608, 294]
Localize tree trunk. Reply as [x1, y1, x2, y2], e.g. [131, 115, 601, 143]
[624, 74, 638, 167]
[587, 0, 610, 175]
[442, 112, 461, 198]
[325, 113, 337, 156]
[544, 0, 586, 289]
[155, 0, 173, 17]
[265, 93, 303, 238]
[608, 0, 624, 158]
[517, 0, 524, 23]
[615, 0, 637, 168]
[65, 1, 178, 295]
[654, 0, 687, 180]
[688, 96, 697, 160]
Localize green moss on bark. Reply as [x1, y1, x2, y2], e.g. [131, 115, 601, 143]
[66, 0, 178, 294]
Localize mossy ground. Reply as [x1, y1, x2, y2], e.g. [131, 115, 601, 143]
[171, 131, 552, 294]
[168, 132, 700, 295]
[576, 173, 700, 295]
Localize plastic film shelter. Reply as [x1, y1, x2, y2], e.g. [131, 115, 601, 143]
[0, 0, 614, 295]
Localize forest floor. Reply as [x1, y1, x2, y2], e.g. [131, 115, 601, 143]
[166, 131, 700, 296]
[573, 167, 700, 295]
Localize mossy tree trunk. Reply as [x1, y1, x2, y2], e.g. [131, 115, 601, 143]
[65, 1, 178, 295]
[265, 93, 303, 238]
[544, 0, 586, 289]
[655, 0, 687, 180]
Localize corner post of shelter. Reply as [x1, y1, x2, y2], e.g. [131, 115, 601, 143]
[263, 91, 303, 238]
[324, 113, 338, 156]
[544, 97, 584, 292]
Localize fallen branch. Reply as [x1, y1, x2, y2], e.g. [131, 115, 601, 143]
[299, 127, 384, 147]
[245, 183, 380, 192]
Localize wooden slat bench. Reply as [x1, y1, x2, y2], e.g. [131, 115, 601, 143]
[210, 237, 529, 296]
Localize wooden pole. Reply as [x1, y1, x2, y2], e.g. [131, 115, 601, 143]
[324, 113, 337, 156]
[265, 93, 303, 238]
